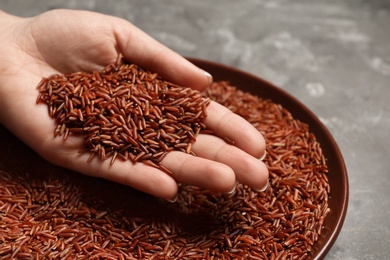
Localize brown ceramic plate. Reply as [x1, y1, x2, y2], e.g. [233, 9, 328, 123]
[0, 58, 348, 259]
[189, 58, 349, 259]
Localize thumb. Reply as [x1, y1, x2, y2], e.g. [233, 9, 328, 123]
[112, 19, 212, 90]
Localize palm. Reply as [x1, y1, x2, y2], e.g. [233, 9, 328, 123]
[1, 11, 128, 160]
[0, 9, 268, 200]
[28, 12, 119, 74]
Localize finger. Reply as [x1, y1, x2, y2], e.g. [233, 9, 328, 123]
[112, 20, 212, 90]
[52, 148, 179, 201]
[160, 151, 236, 193]
[204, 101, 266, 159]
[193, 134, 269, 191]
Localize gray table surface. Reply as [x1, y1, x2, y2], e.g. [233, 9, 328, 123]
[1, 1, 389, 259]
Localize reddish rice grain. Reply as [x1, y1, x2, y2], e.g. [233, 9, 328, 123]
[1, 79, 329, 259]
[36, 57, 210, 168]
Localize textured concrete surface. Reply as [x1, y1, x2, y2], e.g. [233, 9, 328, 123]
[1, 1, 389, 259]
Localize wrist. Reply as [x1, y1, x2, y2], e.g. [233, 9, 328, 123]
[0, 12, 25, 124]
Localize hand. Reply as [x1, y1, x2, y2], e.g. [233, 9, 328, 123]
[0, 9, 268, 200]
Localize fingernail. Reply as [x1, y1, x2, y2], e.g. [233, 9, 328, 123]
[203, 70, 213, 86]
[253, 179, 269, 193]
[226, 182, 237, 195]
[166, 193, 178, 203]
[259, 150, 267, 161]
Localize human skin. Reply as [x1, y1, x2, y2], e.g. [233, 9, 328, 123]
[0, 9, 268, 201]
